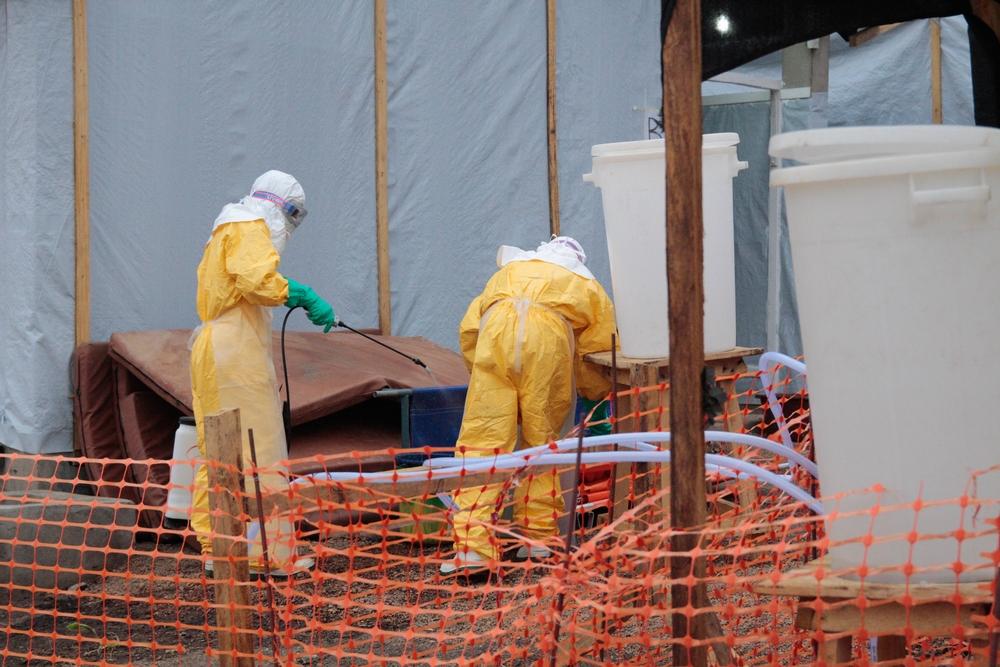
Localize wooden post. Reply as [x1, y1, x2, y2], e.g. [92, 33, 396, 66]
[374, 0, 391, 334]
[204, 409, 255, 667]
[971, 0, 1000, 41]
[930, 19, 943, 124]
[546, 0, 561, 237]
[73, 0, 90, 345]
[663, 0, 707, 665]
[629, 363, 663, 514]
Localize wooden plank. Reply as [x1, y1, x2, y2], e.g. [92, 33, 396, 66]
[584, 347, 762, 370]
[718, 374, 757, 511]
[608, 340, 630, 529]
[751, 557, 992, 603]
[818, 636, 854, 664]
[610, 389, 637, 526]
[848, 23, 902, 48]
[203, 409, 255, 667]
[73, 0, 90, 346]
[663, 0, 707, 664]
[374, 0, 391, 334]
[631, 363, 662, 505]
[930, 19, 943, 124]
[876, 635, 908, 661]
[810, 599, 989, 636]
[546, 0, 560, 237]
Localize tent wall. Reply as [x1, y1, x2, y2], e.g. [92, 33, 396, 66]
[386, 0, 663, 351]
[0, 0, 76, 454]
[0, 4, 977, 454]
[556, 0, 663, 302]
[385, 1, 550, 350]
[87, 1, 378, 340]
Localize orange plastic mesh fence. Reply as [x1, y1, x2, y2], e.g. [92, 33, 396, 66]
[0, 368, 996, 666]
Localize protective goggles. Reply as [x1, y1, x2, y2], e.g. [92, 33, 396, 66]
[252, 190, 308, 228]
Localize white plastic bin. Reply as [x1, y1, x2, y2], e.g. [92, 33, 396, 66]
[771, 125, 1000, 583]
[584, 134, 747, 358]
[164, 416, 200, 521]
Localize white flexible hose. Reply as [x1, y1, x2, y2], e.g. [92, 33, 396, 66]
[292, 431, 822, 513]
[758, 352, 808, 453]
[423, 431, 817, 477]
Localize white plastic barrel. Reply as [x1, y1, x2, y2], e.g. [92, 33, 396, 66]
[770, 125, 1000, 583]
[165, 416, 200, 521]
[584, 134, 747, 358]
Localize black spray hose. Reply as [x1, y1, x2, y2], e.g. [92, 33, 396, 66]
[280, 307, 299, 445]
[335, 320, 427, 368]
[279, 310, 429, 444]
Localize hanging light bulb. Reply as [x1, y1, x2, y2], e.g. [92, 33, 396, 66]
[715, 13, 731, 35]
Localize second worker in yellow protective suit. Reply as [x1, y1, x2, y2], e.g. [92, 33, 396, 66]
[443, 236, 617, 574]
[190, 170, 336, 576]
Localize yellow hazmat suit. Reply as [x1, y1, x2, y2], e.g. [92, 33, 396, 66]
[189, 218, 298, 569]
[451, 242, 617, 562]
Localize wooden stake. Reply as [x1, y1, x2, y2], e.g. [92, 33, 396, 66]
[73, 0, 90, 345]
[931, 19, 943, 124]
[546, 0, 561, 237]
[847, 23, 901, 48]
[374, 0, 391, 334]
[663, 0, 708, 665]
[204, 409, 255, 667]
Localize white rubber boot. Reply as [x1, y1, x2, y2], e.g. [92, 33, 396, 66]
[439, 550, 490, 575]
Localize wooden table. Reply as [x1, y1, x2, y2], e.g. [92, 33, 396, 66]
[584, 346, 763, 522]
[752, 557, 993, 665]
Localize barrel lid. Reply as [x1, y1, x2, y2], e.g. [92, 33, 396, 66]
[179, 416, 196, 426]
[591, 132, 740, 158]
[769, 126, 1000, 165]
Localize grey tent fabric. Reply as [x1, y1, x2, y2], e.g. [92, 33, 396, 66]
[556, 0, 663, 296]
[0, 0, 76, 454]
[385, 1, 551, 351]
[943, 16, 976, 124]
[0, 3, 978, 453]
[87, 1, 377, 342]
[702, 103, 777, 350]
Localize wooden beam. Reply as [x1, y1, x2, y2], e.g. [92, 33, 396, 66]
[546, 0, 560, 237]
[663, 0, 708, 665]
[204, 409, 255, 667]
[848, 23, 902, 48]
[931, 19, 943, 124]
[374, 0, 391, 335]
[73, 0, 90, 345]
[971, 0, 1000, 37]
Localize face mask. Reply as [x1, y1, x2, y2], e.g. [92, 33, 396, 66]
[270, 225, 291, 255]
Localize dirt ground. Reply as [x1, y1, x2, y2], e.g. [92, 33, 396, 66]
[0, 530, 559, 666]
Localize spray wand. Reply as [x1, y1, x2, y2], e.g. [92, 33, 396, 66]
[279, 308, 428, 442]
[334, 320, 427, 368]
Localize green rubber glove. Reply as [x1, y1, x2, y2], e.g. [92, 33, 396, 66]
[285, 278, 336, 333]
[580, 397, 612, 436]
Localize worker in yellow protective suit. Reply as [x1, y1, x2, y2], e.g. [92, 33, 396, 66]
[443, 236, 617, 574]
[190, 170, 336, 576]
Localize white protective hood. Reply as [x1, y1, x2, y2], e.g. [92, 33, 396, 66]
[496, 236, 595, 280]
[210, 170, 305, 255]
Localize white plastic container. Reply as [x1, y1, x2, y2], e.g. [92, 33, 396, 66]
[771, 126, 1000, 583]
[164, 416, 200, 521]
[584, 134, 747, 358]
